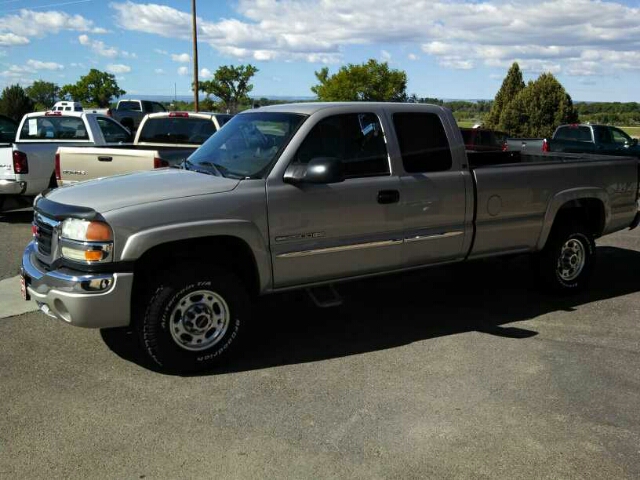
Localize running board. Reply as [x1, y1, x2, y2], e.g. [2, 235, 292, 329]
[306, 284, 343, 308]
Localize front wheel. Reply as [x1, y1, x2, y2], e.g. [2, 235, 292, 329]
[136, 267, 250, 373]
[534, 222, 596, 293]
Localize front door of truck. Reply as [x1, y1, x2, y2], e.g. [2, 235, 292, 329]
[267, 111, 404, 288]
[389, 111, 468, 266]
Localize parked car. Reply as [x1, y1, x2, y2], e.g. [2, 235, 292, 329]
[545, 124, 640, 157]
[109, 99, 167, 132]
[22, 102, 640, 373]
[0, 114, 18, 143]
[0, 111, 132, 210]
[57, 111, 233, 184]
[460, 127, 507, 151]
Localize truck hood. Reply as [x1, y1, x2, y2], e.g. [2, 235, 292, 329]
[45, 168, 240, 212]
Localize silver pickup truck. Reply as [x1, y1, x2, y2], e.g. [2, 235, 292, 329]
[21, 102, 640, 373]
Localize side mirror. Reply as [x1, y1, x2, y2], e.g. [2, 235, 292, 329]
[284, 157, 344, 185]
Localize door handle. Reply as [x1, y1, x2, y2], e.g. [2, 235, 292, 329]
[98, 156, 113, 162]
[378, 190, 399, 204]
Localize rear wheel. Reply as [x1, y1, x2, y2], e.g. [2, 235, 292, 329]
[135, 266, 250, 373]
[534, 222, 595, 293]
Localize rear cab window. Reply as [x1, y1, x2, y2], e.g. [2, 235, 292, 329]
[293, 113, 390, 178]
[138, 117, 217, 145]
[19, 116, 89, 141]
[554, 126, 592, 142]
[118, 101, 142, 112]
[393, 112, 452, 172]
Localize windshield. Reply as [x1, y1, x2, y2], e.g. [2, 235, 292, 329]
[187, 112, 306, 179]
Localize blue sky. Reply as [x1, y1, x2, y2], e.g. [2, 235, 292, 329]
[1, 0, 639, 102]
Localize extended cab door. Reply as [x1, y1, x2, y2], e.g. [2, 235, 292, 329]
[267, 109, 403, 287]
[387, 109, 470, 266]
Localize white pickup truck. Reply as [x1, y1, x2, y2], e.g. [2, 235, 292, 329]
[57, 111, 232, 184]
[0, 111, 131, 210]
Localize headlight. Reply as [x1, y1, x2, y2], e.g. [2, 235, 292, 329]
[60, 218, 113, 263]
[61, 218, 113, 242]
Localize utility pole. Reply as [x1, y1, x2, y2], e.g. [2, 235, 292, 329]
[191, 0, 199, 112]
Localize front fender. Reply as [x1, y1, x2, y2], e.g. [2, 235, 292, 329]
[536, 187, 610, 250]
[120, 219, 272, 292]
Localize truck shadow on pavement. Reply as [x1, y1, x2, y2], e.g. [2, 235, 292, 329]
[101, 246, 640, 376]
[0, 209, 33, 224]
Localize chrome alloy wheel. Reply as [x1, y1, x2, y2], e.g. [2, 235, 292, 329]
[557, 238, 586, 281]
[169, 290, 230, 351]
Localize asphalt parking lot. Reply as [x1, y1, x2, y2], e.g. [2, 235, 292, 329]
[1, 208, 639, 479]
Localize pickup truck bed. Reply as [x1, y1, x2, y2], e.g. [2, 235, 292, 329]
[58, 112, 232, 184]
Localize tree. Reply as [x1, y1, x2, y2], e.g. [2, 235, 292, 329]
[26, 80, 60, 111]
[500, 73, 579, 138]
[311, 59, 407, 102]
[485, 62, 525, 129]
[60, 69, 125, 107]
[198, 64, 258, 113]
[0, 84, 35, 121]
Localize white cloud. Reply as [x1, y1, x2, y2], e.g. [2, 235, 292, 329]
[77, 34, 136, 59]
[0, 9, 106, 40]
[171, 53, 190, 63]
[155, 68, 165, 74]
[109, 0, 640, 76]
[26, 59, 63, 70]
[200, 68, 212, 79]
[0, 33, 30, 46]
[154, 49, 168, 55]
[408, 53, 418, 61]
[177, 66, 189, 76]
[381, 50, 392, 62]
[107, 64, 131, 74]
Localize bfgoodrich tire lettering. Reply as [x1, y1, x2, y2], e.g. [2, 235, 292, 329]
[136, 268, 250, 373]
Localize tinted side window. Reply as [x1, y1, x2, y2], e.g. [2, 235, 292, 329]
[295, 113, 389, 178]
[151, 102, 166, 113]
[393, 112, 452, 173]
[19, 117, 89, 140]
[97, 117, 130, 143]
[611, 128, 631, 145]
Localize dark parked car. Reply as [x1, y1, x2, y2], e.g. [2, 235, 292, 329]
[460, 127, 507, 151]
[0, 114, 18, 143]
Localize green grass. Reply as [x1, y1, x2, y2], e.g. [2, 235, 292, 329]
[621, 126, 640, 138]
[456, 120, 477, 128]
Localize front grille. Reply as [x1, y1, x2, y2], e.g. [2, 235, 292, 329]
[35, 214, 58, 257]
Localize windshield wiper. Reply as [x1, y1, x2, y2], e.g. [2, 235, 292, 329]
[175, 159, 220, 177]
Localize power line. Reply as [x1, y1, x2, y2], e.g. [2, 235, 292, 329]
[3, 0, 93, 12]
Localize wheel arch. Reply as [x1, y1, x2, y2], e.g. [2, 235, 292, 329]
[122, 220, 272, 296]
[537, 188, 609, 250]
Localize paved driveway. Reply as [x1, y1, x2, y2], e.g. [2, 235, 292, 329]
[1, 210, 639, 478]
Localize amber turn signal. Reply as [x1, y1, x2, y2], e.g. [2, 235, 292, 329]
[86, 222, 113, 242]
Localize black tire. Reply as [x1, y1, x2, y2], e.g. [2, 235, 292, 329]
[534, 222, 595, 293]
[135, 266, 250, 373]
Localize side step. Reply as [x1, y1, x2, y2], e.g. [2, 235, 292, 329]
[306, 284, 343, 308]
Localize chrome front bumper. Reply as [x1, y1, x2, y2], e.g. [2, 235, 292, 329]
[21, 242, 133, 328]
[0, 179, 27, 195]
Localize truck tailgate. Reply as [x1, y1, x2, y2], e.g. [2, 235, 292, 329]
[58, 146, 158, 184]
[0, 145, 14, 181]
